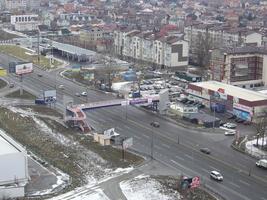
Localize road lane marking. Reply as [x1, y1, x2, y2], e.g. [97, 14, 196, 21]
[239, 180, 250, 186]
[134, 135, 142, 140]
[170, 159, 179, 166]
[161, 143, 170, 149]
[184, 154, 193, 159]
[142, 134, 150, 139]
[175, 156, 185, 161]
[229, 181, 241, 189]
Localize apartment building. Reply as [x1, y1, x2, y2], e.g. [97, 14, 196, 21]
[114, 28, 189, 69]
[5, 0, 26, 10]
[80, 26, 104, 43]
[210, 46, 267, 89]
[184, 23, 262, 64]
[10, 14, 38, 31]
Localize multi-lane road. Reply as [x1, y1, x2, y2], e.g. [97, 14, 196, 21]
[0, 53, 266, 200]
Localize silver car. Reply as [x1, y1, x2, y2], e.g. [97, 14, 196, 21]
[210, 171, 223, 181]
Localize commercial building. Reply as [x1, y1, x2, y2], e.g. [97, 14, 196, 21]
[0, 130, 29, 199]
[188, 81, 267, 122]
[210, 46, 267, 88]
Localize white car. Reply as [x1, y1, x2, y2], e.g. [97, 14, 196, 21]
[210, 171, 223, 181]
[223, 123, 237, 129]
[81, 92, 87, 96]
[224, 130, 236, 136]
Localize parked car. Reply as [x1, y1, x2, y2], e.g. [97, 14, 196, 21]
[228, 115, 237, 120]
[210, 171, 223, 181]
[243, 121, 252, 125]
[81, 92, 87, 96]
[220, 121, 226, 126]
[224, 130, 236, 136]
[150, 121, 160, 128]
[37, 73, 43, 77]
[235, 118, 245, 123]
[200, 148, 211, 154]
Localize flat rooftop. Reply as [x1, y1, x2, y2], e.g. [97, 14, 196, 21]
[191, 81, 267, 102]
[0, 135, 19, 156]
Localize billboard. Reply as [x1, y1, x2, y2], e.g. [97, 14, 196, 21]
[44, 90, 56, 98]
[15, 62, 33, 75]
[123, 137, 133, 149]
[0, 69, 7, 76]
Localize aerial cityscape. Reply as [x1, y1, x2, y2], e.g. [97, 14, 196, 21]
[0, 0, 266, 199]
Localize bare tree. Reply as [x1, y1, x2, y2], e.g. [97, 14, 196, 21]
[195, 31, 213, 68]
[255, 112, 267, 147]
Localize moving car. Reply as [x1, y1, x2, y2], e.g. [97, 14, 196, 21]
[224, 130, 236, 136]
[37, 74, 43, 77]
[81, 92, 87, 96]
[9, 83, 14, 88]
[210, 171, 223, 181]
[58, 85, 64, 89]
[200, 148, 211, 154]
[150, 121, 160, 128]
[223, 123, 237, 129]
[256, 159, 267, 169]
[75, 92, 81, 97]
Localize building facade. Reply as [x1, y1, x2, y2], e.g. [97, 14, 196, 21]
[10, 14, 38, 31]
[114, 28, 189, 68]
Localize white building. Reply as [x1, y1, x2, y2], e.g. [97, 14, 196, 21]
[114, 28, 189, 69]
[10, 14, 39, 31]
[5, 0, 26, 10]
[0, 130, 29, 199]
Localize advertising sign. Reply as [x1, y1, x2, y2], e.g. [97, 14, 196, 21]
[44, 90, 56, 98]
[0, 69, 7, 76]
[129, 98, 148, 105]
[15, 62, 33, 75]
[190, 176, 200, 188]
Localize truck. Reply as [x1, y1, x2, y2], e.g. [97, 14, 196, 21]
[35, 98, 46, 105]
[256, 159, 267, 169]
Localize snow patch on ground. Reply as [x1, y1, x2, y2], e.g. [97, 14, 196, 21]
[245, 137, 267, 158]
[120, 174, 181, 200]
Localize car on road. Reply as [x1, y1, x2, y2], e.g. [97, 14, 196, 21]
[210, 171, 223, 181]
[256, 159, 267, 169]
[223, 123, 237, 129]
[58, 85, 64, 90]
[81, 92, 87, 96]
[200, 148, 211, 154]
[150, 121, 160, 128]
[9, 83, 14, 88]
[75, 92, 81, 97]
[37, 74, 43, 77]
[224, 130, 236, 136]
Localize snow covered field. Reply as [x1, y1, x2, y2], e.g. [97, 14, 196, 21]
[245, 137, 267, 158]
[120, 175, 181, 200]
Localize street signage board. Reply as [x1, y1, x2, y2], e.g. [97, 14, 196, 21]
[190, 176, 200, 188]
[123, 137, 133, 149]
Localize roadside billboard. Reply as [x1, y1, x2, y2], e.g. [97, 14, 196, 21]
[0, 68, 7, 76]
[123, 137, 133, 149]
[15, 62, 33, 75]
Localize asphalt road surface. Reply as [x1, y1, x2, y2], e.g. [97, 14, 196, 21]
[0, 53, 266, 200]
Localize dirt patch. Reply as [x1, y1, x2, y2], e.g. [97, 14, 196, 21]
[19, 105, 63, 118]
[154, 176, 217, 200]
[0, 78, 7, 89]
[5, 89, 36, 100]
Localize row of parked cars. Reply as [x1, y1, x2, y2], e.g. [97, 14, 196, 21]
[228, 115, 251, 125]
[179, 98, 205, 109]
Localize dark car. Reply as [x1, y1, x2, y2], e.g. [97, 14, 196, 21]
[37, 74, 43, 77]
[243, 121, 252, 125]
[228, 115, 237, 120]
[200, 148, 211, 154]
[235, 118, 245, 123]
[150, 121, 160, 128]
[9, 83, 14, 88]
[220, 121, 226, 126]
